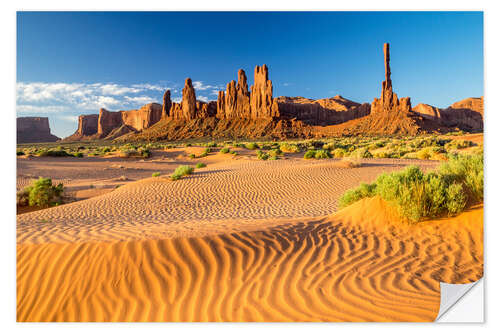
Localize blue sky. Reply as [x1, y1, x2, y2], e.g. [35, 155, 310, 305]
[17, 11, 483, 137]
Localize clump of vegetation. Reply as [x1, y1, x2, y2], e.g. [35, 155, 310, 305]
[188, 153, 196, 159]
[268, 148, 282, 159]
[335, 157, 362, 168]
[17, 150, 25, 156]
[37, 149, 74, 157]
[170, 165, 194, 181]
[195, 162, 206, 168]
[350, 148, 372, 159]
[332, 148, 347, 158]
[17, 177, 64, 208]
[338, 153, 483, 222]
[220, 147, 231, 154]
[230, 151, 238, 156]
[73, 152, 84, 158]
[256, 150, 269, 160]
[199, 147, 211, 158]
[445, 139, 475, 151]
[245, 142, 259, 150]
[279, 143, 300, 153]
[314, 149, 331, 159]
[303, 150, 316, 159]
[152, 172, 161, 177]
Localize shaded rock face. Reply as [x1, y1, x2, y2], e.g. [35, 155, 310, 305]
[121, 103, 163, 131]
[275, 96, 371, 126]
[17, 117, 59, 143]
[162, 90, 172, 118]
[78, 114, 99, 136]
[371, 43, 412, 115]
[97, 108, 124, 138]
[412, 97, 484, 131]
[250, 65, 279, 119]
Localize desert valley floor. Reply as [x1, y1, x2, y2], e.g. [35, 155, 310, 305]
[16, 146, 483, 322]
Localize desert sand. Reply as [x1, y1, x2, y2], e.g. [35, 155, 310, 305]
[16, 150, 483, 321]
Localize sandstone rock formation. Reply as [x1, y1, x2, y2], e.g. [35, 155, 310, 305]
[181, 78, 197, 120]
[412, 97, 483, 131]
[250, 65, 279, 119]
[275, 95, 371, 126]
[162, 90, 172, 118]
[17, 117, 59, 143]
[371, 43, 412, 115]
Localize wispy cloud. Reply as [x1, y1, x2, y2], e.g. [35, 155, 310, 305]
[16, 82, 171, 115]
[192, 81, 224, 92]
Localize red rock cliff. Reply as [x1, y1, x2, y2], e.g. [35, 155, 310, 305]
[17, 117, 59, 143]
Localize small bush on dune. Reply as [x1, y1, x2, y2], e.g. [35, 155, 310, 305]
[304, 150, 316, 159]
[338, 153, 483, 222]
[336, 156, 362, 168]
[152, 172, 161, 177]
[17, 150, 25, 156]
[37, 149, 73, 157]
[170, 165, 194, 181]
[188, 153, 196, 159]
[350, 148, 373, 159]
[245, 142, 259, 150]
[314, 149, 331, 159]
[256, 150, 269, 160]
[73, 152, 84, 158]
[220, 147, 230, 154]
[17, 177, 64, 208]
[332, 148, 347, 158]
[195, 162, 206, 168]
[279, 142, 300, 153]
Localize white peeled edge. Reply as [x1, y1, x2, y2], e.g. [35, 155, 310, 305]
[435, 278, 483, 322]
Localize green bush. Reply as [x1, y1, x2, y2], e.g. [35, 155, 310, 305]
[188, 153, 196, 159]
[220, 147, 230, 154]
[17, 150, 25, 156]
[152, 172, 161, 177]
[195, 162, 206, 168]
[314, 149, 331, 159]
[38, 149, 73, 157]
[338, 153, 483, 222]
[350, 148, 373, 159]
[74, 152, 84, 158]
[332, 148, 347, 158]
[171, 165, 194, 181]
[17, 177, 64, 208]
[304, 150, 316, 159]
[279, 143, 300, 153]
[245, 142, 259, 150]
[256, 150, 269, 160]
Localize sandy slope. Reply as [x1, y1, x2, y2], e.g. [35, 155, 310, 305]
[16, 156, 482, 322]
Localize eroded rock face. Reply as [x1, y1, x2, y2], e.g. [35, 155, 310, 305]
[250, 65, 279, 119]
[275, 96, 371, 125]
[412, 103, 441, 120]
[121, 103, 162, 132]
[371, 43, 412, 115]
[181, 78, 197, 120]
[216, 91, 225, 119]
[97, 108, 124, 138]
[162, 90, 172, 118]
[77, 114, 99, 136]
[17, 117, 59, 143]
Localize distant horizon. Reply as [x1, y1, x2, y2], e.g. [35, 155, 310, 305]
[17, 11, 483, 137]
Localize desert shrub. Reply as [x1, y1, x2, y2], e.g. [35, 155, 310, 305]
[188, 153, 196, 159]
[185, 143, 192, 147]
[17, 177, 64, 207]
[416, 147, 436, 160]
[139, 148, 151, 158]
[279, 143, 300, 153]
[314, 149, 331, 159]
[338, 153, 483, 222]
[332, 148, 347, 158]
[195, 162, 206, 168]
[269, 148, 282, 158]
[17, 150, 25, 156]
[339, 183, 377, 209]
[231, 151, 238, 155]
[73, 152, 84, 158]
[269, 155, 278, 160]
[350, 148, 373, 159]
[256, 150, 269, 160]
[245, 142, 259, 150]
[38, 149, 73, 157]
[152, 172, 161, 177]
[445, 139, 475, 151]
[170, 165, 194, 181]
[304, 150, 316, 159]
[220, 147, 230, 154]
[336, 156, 362, 168]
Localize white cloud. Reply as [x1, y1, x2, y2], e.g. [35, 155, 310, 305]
[197, 96, 209, 102]
[192, 81, 223, 92]
[16, 81, 171, 116]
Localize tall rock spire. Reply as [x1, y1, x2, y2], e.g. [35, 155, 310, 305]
[382, 43, 392, 96]
[162, 89, 172, 118]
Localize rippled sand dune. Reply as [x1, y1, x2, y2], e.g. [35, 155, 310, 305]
[16, 156, 483, 322]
